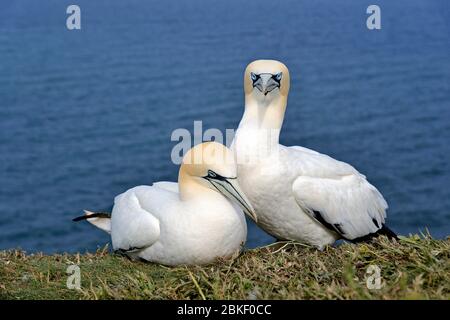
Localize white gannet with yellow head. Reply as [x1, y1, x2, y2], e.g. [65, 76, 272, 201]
[74, 142, 256, 266]
[232, 59, 396, 248]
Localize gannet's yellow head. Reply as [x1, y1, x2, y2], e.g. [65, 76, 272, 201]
[244, 60, 290, 101]
[179, 142, 257, 221]
[181, 142, 236, 178]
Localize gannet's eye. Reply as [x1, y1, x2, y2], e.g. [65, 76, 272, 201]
[274, 72, 282, 82]
[208, 170, 217, 178]
[250, 72, 258, 81]
[206, 170, 228, 181]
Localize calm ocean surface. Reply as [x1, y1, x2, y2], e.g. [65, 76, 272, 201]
[0, 0, 449, 253]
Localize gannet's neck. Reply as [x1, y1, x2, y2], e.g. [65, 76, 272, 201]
[178, 166, 218, 202]
[239, 94, 287, 132]
[235, 94, 287, 155]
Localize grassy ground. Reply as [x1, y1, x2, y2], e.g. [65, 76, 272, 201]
[0, 234, 448, 300]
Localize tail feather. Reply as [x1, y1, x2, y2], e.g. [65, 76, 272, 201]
[73, 210, 111, 234]
[350, 224, 398, 243]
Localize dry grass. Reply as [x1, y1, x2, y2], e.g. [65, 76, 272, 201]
[0, 234, 449, 300]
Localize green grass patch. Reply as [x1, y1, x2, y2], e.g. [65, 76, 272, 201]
[0, 235, 448, 299]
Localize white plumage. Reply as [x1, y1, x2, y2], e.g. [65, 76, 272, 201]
[232, 60, 393, 248]
[75, 142, 257, 266]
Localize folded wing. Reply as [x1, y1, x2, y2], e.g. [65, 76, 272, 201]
[111, 186, 161, 252]
[292, 174, 388, 240]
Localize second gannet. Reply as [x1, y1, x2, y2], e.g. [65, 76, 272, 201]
[232, 60, 396, 248]
[74, 142, 257, 266]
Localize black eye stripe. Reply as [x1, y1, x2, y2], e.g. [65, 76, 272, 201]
[204, 170, 235, 181]
[208, 170, 217, 178]
[251, 73, 281, 82]
[272, 73, 282, 84]
[251, 73, 260, 84]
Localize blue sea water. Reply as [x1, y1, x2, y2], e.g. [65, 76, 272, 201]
[0, 0, 449, 253]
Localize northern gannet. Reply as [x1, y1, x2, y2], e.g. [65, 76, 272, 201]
[232, 60, 396, 248]
[74, 142, 257, 265]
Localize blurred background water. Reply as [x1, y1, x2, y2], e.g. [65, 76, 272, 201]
[0, 0, 449, 253]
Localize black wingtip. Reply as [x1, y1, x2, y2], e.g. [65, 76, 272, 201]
[350, 224, 398, 243]
[72, 212, 111, 222]
[378, 224, 398, 240]
[72, 215, 86, 222]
